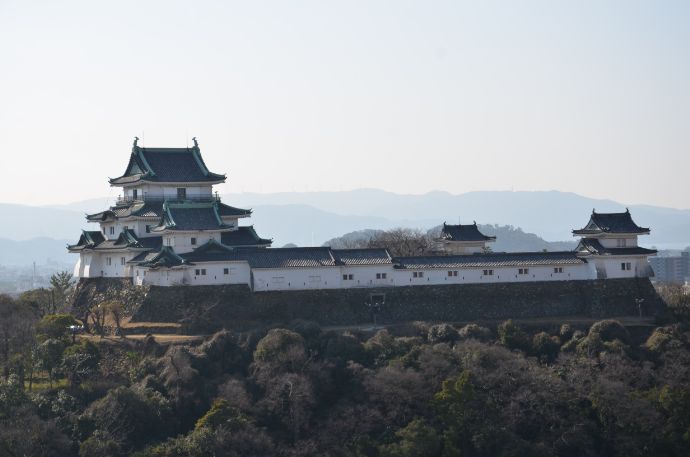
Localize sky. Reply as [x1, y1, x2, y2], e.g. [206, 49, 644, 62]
[0, 0, 688, 208]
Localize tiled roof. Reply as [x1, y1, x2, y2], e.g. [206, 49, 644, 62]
[152, 201, 232, 232]
[218, 203, 252, 217]
[220, 227, 272, 247]
[393, 252, 585, 269]
[136, 246, 190, 269]
[440, 223, 496, 242]
[87, 201, 164, 221]
[573, 210, 650, 235]
[576, 239, 657, 256]
[181, 239, 241, 263]
[68, 229, 161, 252]
[109, 142, 226, 185]
[68, 230, 106, 251]
[238, 247, 337, 269]
[332, 248, 392, 265]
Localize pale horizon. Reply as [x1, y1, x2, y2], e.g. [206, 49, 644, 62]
[1, 1, 688, 208]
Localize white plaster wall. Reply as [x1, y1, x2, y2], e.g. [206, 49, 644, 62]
[598, 236, 639, 248]
[338, 265, 396, 288]
[184, 262, 251, 285]
[165, 232, 222, 254]
[252, 267, 342, 291]
[392, 263, 592, 286]
[601, 257, 645, 279]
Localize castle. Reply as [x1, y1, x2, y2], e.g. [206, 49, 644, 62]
[69, 139, 657, 291]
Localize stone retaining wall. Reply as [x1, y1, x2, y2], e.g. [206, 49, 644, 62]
[121, 278, 664, 331]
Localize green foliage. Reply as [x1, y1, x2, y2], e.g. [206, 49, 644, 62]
[63, 340, 100, 385]
[531, 331, 560, 363]
[36, 338, 66, 387]
[577, 320, 631, 358]
[457, 323, 492, 342]
[427, 324, 459, 344]
[0, 375, 27, 419]
[497, 319, 530, 352]
[195, 398, 249, 431]
[81, 385, 173, 450]
[364, 329, 410, 366]
[645, 326, 687, 355]
[79, 429, 122, 457]
[36, 313, 78, 341]
[253, 328, 306, 369]
[379, 418, 441, 457]
[433, 370, 503, 456]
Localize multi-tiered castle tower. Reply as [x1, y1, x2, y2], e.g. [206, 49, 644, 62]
[68, 138, 271, 283]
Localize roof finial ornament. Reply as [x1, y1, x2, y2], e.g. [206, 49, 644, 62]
[625, 207, 630, 213]
[473, 220, 477, 226]
[192, 137, 199, 148]
[592, 208, 596, 214]
[133, 136, 139, 148]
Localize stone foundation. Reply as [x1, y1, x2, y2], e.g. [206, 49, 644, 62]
[114, 278, 664, 331]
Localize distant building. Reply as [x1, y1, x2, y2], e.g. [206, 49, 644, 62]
[649, 251, 690, 283]
[435, 222, 496, 254]
[68, 138, 658, 290]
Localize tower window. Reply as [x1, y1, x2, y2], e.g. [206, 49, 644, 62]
[133, 189, 138, 200]
[177, 188, 186, 200]
[191, 237, 197, 245]
[621, 262, 632, 271]
[483, 269, 494, 276]
[518, 268, 529, 275]
[223, 268, 229, 275]
[554, 267, 563, 274]
[109, 226, 114, 235]
[376, 273, 387, 279]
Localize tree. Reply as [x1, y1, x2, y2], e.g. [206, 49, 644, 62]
[62, 340, 100, 386]
[379, 418, 442, 457]
[50, 270, 74, 313]
[497, 320, 531, 352]
[36, 313, 78, 342]
[36, 338, 65, 388]
[253, 329, 307, 372]
[366, 228, 434, 256]
[0, 295, 38, 370]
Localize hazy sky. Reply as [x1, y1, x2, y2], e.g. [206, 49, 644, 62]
[1, 1, 688, 208]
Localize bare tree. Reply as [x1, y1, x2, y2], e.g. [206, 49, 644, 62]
[366, 228, 434, 257]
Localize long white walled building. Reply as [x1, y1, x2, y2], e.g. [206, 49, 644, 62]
[69, 138, 657, 291]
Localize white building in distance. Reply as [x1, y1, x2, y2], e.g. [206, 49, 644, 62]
[69, 139, 657, 290]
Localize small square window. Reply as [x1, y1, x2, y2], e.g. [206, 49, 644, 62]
[381, 273, 387, 279]
[195, 269, 200, 276]
[191, 237, 197, 245]
[223, 268, 229, 275]
[554, 267, 563, 274]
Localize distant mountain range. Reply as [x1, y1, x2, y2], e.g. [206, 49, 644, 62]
[0, 189, 686, 267]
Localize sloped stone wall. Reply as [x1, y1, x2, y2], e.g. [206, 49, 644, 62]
[128, 278, 664, 331]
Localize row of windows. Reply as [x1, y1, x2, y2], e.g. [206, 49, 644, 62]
[105, 257, 127, 266]
[343, 273, 388, 280]
[194, 268, 232, 276]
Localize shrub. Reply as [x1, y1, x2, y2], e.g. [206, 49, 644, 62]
[531, 332, 560, 363]
[427, 324, 459, 344]
[497, 320, 530, 352]
[645, 326, 686, 355]
[36, 314, 78, 341]
[588, 320, 630, 345]
[253, 329, 306, 372]
[458, 324, 492, 342]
